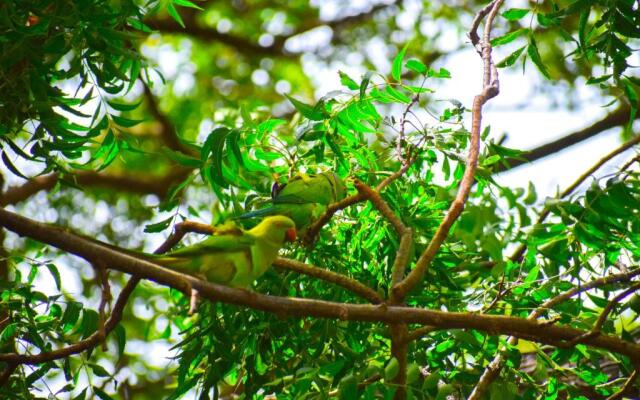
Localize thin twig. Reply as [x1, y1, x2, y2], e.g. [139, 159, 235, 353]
[606, 368, 639, 400]
[564, 281, 640, 346]
[0, 222, 187, 366]
[273, 257, 383, 304]
[406, 325, 438, 342]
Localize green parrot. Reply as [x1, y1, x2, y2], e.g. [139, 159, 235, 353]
[237, 172, 347, 234]
[145, 215, 296, 287]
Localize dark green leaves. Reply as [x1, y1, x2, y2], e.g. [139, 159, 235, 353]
[527, 37, 551, 79]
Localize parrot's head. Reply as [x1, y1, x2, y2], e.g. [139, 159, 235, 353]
[257, 215, 297, 243]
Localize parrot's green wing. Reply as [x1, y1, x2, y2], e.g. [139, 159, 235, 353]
[273, 172, 345, 205]
[162, 231, 255, 258]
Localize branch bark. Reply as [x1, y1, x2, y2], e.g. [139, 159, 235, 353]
[0, 169, 191, 206]
[495, 105, 636, 172]
[392, 0, 503, 301]
[1, 209, 639, 365]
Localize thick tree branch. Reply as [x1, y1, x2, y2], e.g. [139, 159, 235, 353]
[0, 169, 190, 206]
[1, 209, 639, 364]
[392, 0, 503, 300]
[496, 105, 637, 172]
[146, 220, 384, 304]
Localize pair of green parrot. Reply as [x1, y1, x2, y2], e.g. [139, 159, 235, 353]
[143, 172, 346, 288]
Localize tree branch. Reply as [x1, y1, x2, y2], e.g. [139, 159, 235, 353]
[510, 133, 640, 263]
[392, 0, 503, 300]
[0, 169, 191, 206]
[0, 276, 138, 365]
[468, 266, 640, 399]
[142, 82, 197, 156]
[606, 368, 639, 400]
[1, 208, 639, 363]
[496, 105, 637, 172]
[272, 257, 383, 304]
[145, 14, 292, 58]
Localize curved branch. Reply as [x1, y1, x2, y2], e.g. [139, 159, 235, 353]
[146, 15, 292, 58]
[0, 168, 191, 206]
[496, 105, 636, 172]
[0, 208, 639, 363]
[392, 0, 504, 300]
[142, 82, 197, 156]
[273, 257, 383, 304]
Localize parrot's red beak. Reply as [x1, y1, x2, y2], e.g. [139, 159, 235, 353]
[285, 227, 297, 242]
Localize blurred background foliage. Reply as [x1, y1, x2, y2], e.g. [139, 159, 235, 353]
[1, 0, 640, 399]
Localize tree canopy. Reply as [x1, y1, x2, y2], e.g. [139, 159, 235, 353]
[1, 0, 640, 399]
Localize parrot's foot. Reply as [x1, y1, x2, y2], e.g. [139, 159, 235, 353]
[188, 289, 200, 315]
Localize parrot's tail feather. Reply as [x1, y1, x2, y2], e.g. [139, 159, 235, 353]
[235, 207, 275, 220]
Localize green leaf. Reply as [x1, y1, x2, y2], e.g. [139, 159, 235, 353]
[107, 100, 141, 112]
[502, 8, 530, 21]
[405, 59, 427, 75]
[167, 2, 185, 28]
[0, 322, 18, 343]
[89, 363, 111, 378]
[174, 0, 203, 10]
[384, 357, 400, 381]
[45, 263, 61, 291]
[428, 67, 451, 79]
[284, 95, 326, 121]
[339, 70, 359, 90]
[384, 86, 411, 103]
[527, 37, 551, 79]
[81, 309, 99, 339]
[2, 151, 29, 179]
[62, 301, 82, 333]
[93, 387, 115, 400]
[491, 28, 527, 47]
[144, 215, 174, 233]
[114, 324, 126, 357]
[392, 43, 409, 81]
[360, 70, 373, 100]
[202, 127, 233, 187]
[496, 45, 526, 68]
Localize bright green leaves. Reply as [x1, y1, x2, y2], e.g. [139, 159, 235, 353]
[166, 0, 203, 28]
[285, 94, 328, 121]
[501, 8, 530, 21]
[392, 43, 409, 81]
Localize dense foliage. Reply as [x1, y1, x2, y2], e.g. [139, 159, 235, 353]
[1, 1, 639, 399]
